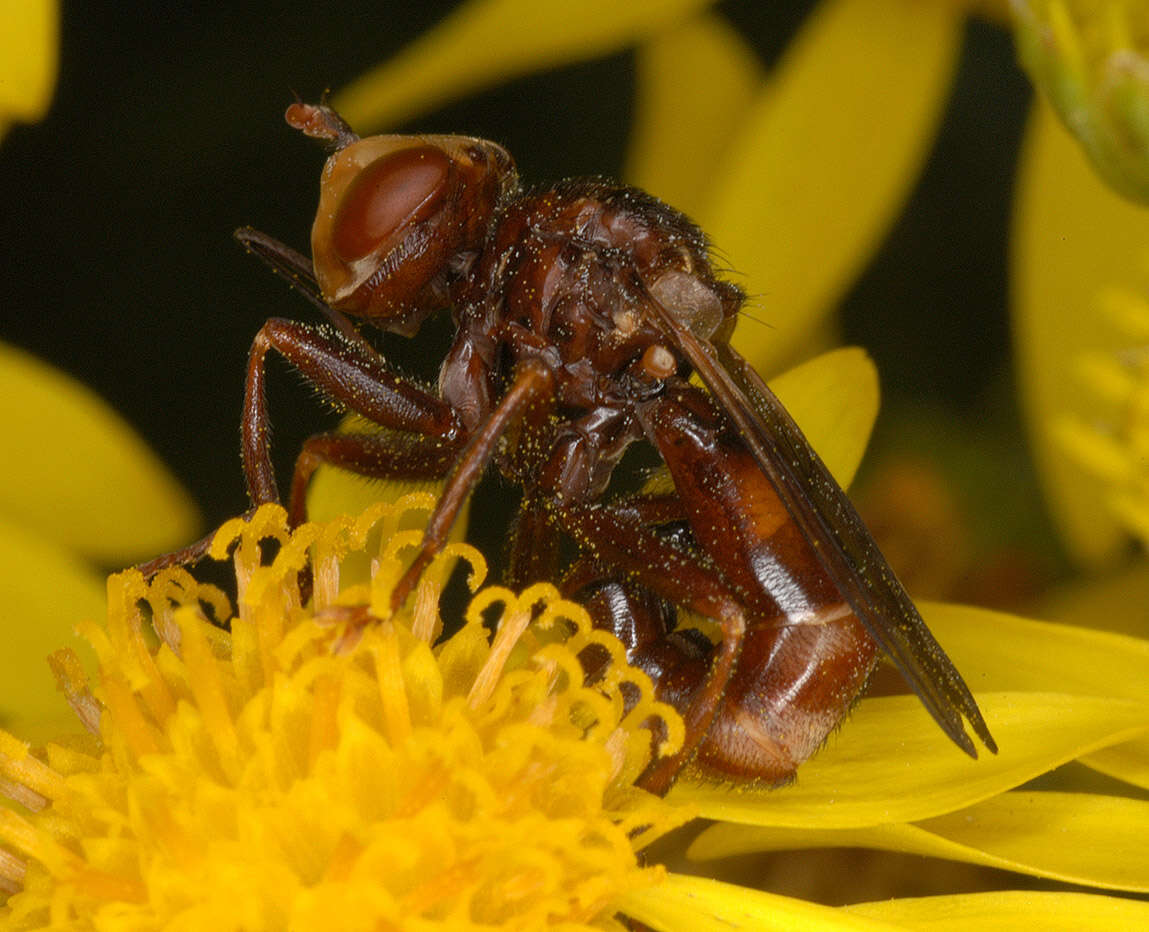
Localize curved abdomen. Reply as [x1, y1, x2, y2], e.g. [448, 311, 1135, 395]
[615, 386, 879, 783]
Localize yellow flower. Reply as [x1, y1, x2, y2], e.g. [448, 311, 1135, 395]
[0, 498, 690, 929]
[0, 0, 56, 141]
[1013, 95, 1149, 569]
[3, 352, 1148, 929]
[1007, 2, 1149, 577]
[1008, 1, 1149, 681]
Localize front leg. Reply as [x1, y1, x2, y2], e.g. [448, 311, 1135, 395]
[389, 359, 557, 611]
[242, 318, 462, 505]
[137, 319, 463, 577]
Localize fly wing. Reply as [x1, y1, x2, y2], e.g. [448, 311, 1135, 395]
[645, 298, 996, 757]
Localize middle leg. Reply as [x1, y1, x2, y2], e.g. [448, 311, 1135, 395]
[286, 429, 465, 528]
[242, 317, 463, 506]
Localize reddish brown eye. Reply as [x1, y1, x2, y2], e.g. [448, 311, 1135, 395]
[332, 146, 451, 262]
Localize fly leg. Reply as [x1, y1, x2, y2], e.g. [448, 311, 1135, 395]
[242, 318, 462, 505]
[563, 541, 717, 730]
[233, 227, 372, 349]
[548, 499, 746, 796]
[285, 430, 464, 529]
[388, 359, 557, 612]
[505, 493, 562, 592]
[137, 318, 463, 577]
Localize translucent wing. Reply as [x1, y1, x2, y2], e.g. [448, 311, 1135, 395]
[645, 297, 996, 757]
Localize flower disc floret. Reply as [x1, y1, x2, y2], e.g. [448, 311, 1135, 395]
[0, 499, 688, 930]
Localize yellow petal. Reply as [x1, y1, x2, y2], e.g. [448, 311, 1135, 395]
[914, 791, 1149, 892]
[308, 468, 446, 526]
[846, 890, 1149, 930]
[625, 13, 762, 216]
[700, 0, 963, 373]
[1081, 737, 1149, 791]
[767, 347, 879, 488]
[0, 517, 101, 741]
[692, 791, 1149, 893]
[0, 343, 199, 564]
[1037, 571, 1149, 782]
[670, 692, 1149, 828]
[919, 601, 1149, 702]
[1012, 99, 1149, 565]
[619, 872, 905, 932]
[922, 600, 1149, 790]
[334, 0, 717, 133]
[0, 0, 57, 123]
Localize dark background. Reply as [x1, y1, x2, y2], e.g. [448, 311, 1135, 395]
[1, 1, 1043, 587]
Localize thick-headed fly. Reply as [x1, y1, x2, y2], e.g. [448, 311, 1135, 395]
[142, 102, 995, 795]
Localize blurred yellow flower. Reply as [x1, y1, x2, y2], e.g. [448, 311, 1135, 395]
[1013, 99, 1149, 569]
[1054, 271, 1149, 547]
[0, 0, 57, 141]
[1007, 0, 1149, 684]
[0, 346, 201, 742]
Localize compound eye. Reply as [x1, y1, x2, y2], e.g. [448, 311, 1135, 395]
[332, 145, 451, 262]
